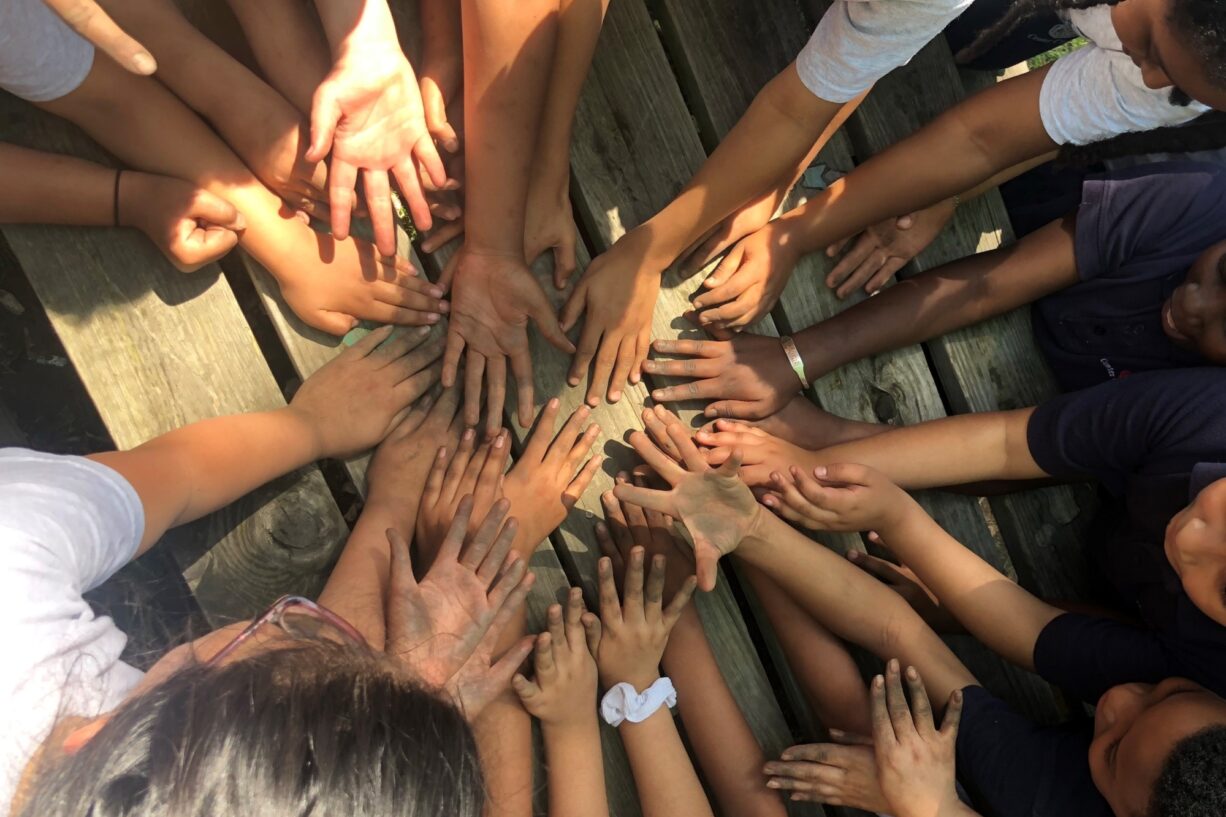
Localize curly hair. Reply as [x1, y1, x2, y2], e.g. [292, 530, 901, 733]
[1148, 725, 1226, 817]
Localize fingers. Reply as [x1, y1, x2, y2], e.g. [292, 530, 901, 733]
[46, 0, 156, 75]
[625, 430, 685, 484]
[512, 672, 542, 704]
[641, 406, 684, 460]
[607, 336, 639, 403]
[461, 497, 514, 572]
[940, 687, 964, 740]
[421, 218, 466, 253]
[846, 549, 906, 585]
[649, 377, 721, 405]
[443, 428, 477, 503]
[484, 356, 507, 438]
[640, 355, 721, 379]
[187, 189, 245, 231]
[884, 659, 914, 740]
[508, 347, 536, 430]
[563, 587, 586, 651]
[826, 231, 877, 290]
[462, 350, 485, 429]
[363, 169, 397, 257]
[535, 630, 557, 681]
[559, 278, 588, 334]
[644, 553, 666, 615]
[694, 547, 720, 593]
[697, 242, 743, 297]
[393, 154, 433, 233]
[553, 234, 578, 291]
[307, 80, 340, 162]
[476, 506, 517, 587]
[437, 494, 475, 563]
[522, 397, 560, 464]
[422, 445, 449, 508]
[386, 528, 417, 596]
[599, 490, 635, 556]
[597, 555, 622, 623]
[622, 546, 647, 622]
[662, 574, 697, 627]
[865, 256, 907, 296]
[563, 455, 603, 510]
[327, 157, 359, 242]
[666, 422, 707, 472]
[568, 317, 600, 391]
[530, 293, 576, 356]
[904, 664, 936, 737]
[611, 480, 676, 516]
[586, 337, 619, 407]
[583, 611, 602, 655]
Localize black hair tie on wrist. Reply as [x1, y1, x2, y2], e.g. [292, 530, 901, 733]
[113, 169, 123, 228]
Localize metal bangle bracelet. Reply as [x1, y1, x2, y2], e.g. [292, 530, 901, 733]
[780, 335, 810, 389]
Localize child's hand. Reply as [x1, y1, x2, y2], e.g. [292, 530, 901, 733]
[513, 587, 601, 729]
[416, 428, 511, 560]
[560, 229, 663, 405]
[763, 733, 890, 811]
[598, 472, 694, 600]
[678, 179, 792, 277]
[269, 230, 450, 335]
[871, 660, 964, 817]
[365, 385, 461, 511]
[615, 416, 762, 591]
[824, 198, 956, 298]
[502, 399, 603, 552]
[386, 496, 535, 719]
[289, 324, 444, 458]
[441, 247, 576, 435]
[594, 546, 696, 690]
[644, 334, 803, 421]
[524, 181, 580, 290]
[761, 463, 914, 534]
[691, 219, 801, 333]
[121, 172, 245, 272]
[696, 420, 816, 488]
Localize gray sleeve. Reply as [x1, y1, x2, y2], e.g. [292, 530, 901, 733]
[0, 0, 95, 102]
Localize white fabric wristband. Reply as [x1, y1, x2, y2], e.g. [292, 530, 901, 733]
[600, 677, 677, 727]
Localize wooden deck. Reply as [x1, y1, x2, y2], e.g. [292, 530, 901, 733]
[0, 2, 1096, 815]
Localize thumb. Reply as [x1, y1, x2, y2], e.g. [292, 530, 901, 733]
[694, 542, 720, 592]
[704, 243, 743, 289]
[387, 528, 418, 593]
[534, 301, 577, 355]
[895, 213, 916, 230]
[826, 728, 875, 747]
[47, 0, 156, 75]
[825, 236, 850, 257]
[188, 190, 246, 231]
[814, 462, 871, 487]
[307, 308, 359, 337]
[714, 446, 744, 477]
[307, 83, 341, 163]
[185, 224, 240, 268]
[553, 238, 578, 291]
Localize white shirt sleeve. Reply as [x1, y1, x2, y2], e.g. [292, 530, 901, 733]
[796, 0, 975, 103]
[0, 0, 95, 102]
[1040, 44, 1210, 146]
[0, 449, 145, 816]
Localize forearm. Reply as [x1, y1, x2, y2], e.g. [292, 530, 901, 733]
[737, 510, 975, 702]
[532, 0, 610, 194]
[89, 407, 320, 555]
[875, 506, 1061, 671]
[662, 607, 786, 817]
[811, 409, 1042, 489]
[225, 0, 332, 114]
[313, 0, 400, 59]
[420, 0, 463, 73]
[795, 218, 1078, 380]
[475, 694, 535, 817]
[782, 68, 1057, 257]
[637, 68, 858, 266]
[0, 143, 119, 226]
[543, 721, 609, 817]
[461, 0, 558, 253]
[619, 707, 715, 817]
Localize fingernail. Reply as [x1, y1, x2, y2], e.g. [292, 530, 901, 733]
[429, 287, 444, 298]
[427, 313, 440, 323]
[813, 465, 827, 478]
[234, 213, 248, 230]
[438, 301, 450, 313]
[828, 728, 843, 738]
[131, 51, 157, 74]
[609, 390, 621, 402]
[494, 433, 505, 449]
[463, 428, 474, 441]
[642, 361, 656, 372]
[417, 326, 432, 336]
[766, 780, 780, 789]
[651, 390, 664, 400]
[847, 550, 860, 561]
[568, 376, 579, 386]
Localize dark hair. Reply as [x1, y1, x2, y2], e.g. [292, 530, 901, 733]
[1148, 725, 1226, 817]
[1056, 110, 1226, 166]
[17, 643, 484, 817]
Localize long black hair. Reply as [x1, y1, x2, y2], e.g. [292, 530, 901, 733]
[17, 642, 485, 817]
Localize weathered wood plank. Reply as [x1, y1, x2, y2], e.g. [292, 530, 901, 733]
[0, 94, 348, 624]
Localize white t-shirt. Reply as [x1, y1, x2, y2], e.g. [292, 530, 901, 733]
[795, 0, 1210, 145]
[0, 449, 145, 816]
[0, 0, 95, 102]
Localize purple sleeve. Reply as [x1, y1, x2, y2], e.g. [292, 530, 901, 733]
[1026, 369, 1226, 495]
[1075, 161, 1226, 282]
[1033, 613, 1173, 704]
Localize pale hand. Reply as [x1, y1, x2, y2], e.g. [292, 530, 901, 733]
[644, 334, 802, 421]
[513, 588, 601, 729]
[309, 44, 449, 255]
[824, 198, 957, 298]
[121, 172, 244, 272]
[763, 462, 915, 535]
[288, 324, 443, 459]
[691, 218, 802, 332]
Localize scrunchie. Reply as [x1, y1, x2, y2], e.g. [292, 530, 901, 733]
[600, 677, 677, 727]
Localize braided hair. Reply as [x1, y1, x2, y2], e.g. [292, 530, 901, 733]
[956, 0, 1119, 64]
[1057, 110, 1226, 166]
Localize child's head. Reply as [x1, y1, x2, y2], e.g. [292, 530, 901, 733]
[1163, 474, 1226, 626]
[1089, 677, 1226, 816]
[17, 640, 484, 817]
[1160, 238, 1226, 363]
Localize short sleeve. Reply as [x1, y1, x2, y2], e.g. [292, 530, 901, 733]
[0, 449, 144, 596]
[796, 0, 973, 103]
[1026, 369, 1226, 494]
[1033, 613, 1173, 703]
[955, 685, 1109, 817]
[1040, 45, 1208, 146]
[1075, 162, 1226, 282]
[0, 0, 95, 102]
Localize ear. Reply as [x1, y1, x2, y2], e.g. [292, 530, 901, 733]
[62, 717, 110, 755]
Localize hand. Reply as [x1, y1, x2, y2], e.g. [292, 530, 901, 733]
[120, 172, 245, 272]
[871, 660, 964, 817]
[289, 324, 444, 458]
[699, 398, 857, 451]
[849, 536, 961, 634]
[42, 0, 156, 75]
[512, 587, 601, 729]
[598, 472, 695, 604]
[678, 178, 793, 276]
[824, 199, 956, 298]
[269, 230, 449, 335]
[763, 733, 890, 811]
[418, 55, 462, 156]
[502, 399, 603, 552]
[761, 463, 915, 534]
[560, 229, 663, 405]
[365, 384, 461, 510]
[614, 410, 762, 591]
[594, 545, 696, 690]
[644, 334, 802, 421]
[386, 496, 536, 718]
[442, 248, 575, 434]
[416, 427, 511, 559]
[695, 420, 817, 489]
[524, 181, 580, 290]
[308, 44, 451, 255]
[691, 219, 802, 333]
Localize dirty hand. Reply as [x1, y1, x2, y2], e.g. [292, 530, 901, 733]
[645, 334, 802, 421]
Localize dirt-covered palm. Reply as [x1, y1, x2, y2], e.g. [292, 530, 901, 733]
[614, 416, 762, 591]
[385, 496, 526, 694]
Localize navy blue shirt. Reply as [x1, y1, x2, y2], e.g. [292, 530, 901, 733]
[1032, 161, 1226, 393]
[1025, 368, 1226, 697]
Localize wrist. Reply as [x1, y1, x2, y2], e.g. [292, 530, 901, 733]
[116, 171, 152, 231]
[775, 207, 819, 256]
[600, 669, 660, 692]
[878, 492, 927, 539]
[279, 404, 328, 462]
[542, 713, 600, 741]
